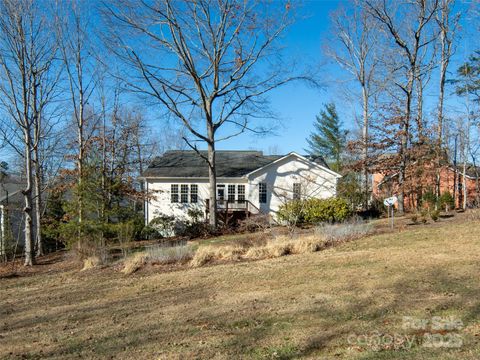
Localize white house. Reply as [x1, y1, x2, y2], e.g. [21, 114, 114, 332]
[1, 176, 25, 257]
[141, 150, 342, 224]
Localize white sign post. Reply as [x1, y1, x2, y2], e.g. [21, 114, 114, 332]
[383, 196, 398, 229]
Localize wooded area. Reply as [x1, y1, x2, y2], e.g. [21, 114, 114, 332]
[0, 0, 479, 266]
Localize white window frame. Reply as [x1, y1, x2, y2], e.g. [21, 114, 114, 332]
[171, 184, 179, 203]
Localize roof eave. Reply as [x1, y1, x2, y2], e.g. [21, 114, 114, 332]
[140, 176, 248, 181]
[245, 152, 342, 179]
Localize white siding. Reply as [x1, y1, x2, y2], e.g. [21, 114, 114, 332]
[247, 155, 339, 218]
[144, 154, 340, 223]
[145, 178, 248, 224]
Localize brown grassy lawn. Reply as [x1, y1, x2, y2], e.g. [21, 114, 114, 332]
[1, 215, 480, 359]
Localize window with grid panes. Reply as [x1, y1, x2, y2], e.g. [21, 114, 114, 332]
[259, 183, 267, 204]
[171, 184, 179, 203]
[180, 184, 189, 203]
[190, 184, 198, 203]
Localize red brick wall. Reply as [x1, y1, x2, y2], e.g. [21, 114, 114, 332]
[372, 167, 479, 210]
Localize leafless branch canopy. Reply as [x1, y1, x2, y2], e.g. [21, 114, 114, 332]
[103, 0, 305, 148]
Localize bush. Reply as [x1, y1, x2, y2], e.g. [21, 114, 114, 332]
[190, 244, 245, 267]
[122, 252, 148, 275]
[179, 221, 213, 239]
[276, 199, 306, 225]
[420, 209, 428, 224]
[439, 192, 455, 212]
[58, 220, 108, 260]
[304, 198, 352, 223]
[145, 244, 195, 264]
[147, 214, 176, 238]
[237, 214, 271, 233]
[368, 197, 386, 218]
[130, 213, 148, 240]
[121, 244, 195, 274]
[187, 208, 203, 223]
[422, 190, 437, 210]
[82, 256, 102, 271]
[315, 220, 373, 244]
[430, 209, 440, 222]
[277, 197, 352, 226]
[190, 220, 373, 267]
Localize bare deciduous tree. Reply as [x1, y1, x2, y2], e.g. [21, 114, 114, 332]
[365, 0, 440, 213]
[104, 0, 305, 227]
[327, 1, 379, 207]
[57, 0, 98, 232]
[435, 0, 460, 198]
[0, 0, 59, 265]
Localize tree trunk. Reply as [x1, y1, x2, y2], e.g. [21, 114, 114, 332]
[207, 139, 217, 228]
[77, 94, 84, 250]
[416, 73, 424, 140]
[398, 69, 414, 215]
[33, 147, 43, 256]
[463, 98, 471, 210]
[436, 21, 448, 199]
[135, 132, 145, 214]
[436, 58, 446, 199]
[362, 85, 369, 208]
[32, 76, 44, 257]
[23, 128, 35, 266]
[397, 101, 411, 215]
[78, 125, 83, 224]
[462, 160, 467, 210]
[101, 98, 107, 222]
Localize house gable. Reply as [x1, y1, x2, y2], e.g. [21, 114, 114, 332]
[245, 152, 341, 215]
[245, 152, 341, 180]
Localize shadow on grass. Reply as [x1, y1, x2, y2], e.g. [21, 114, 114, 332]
[2, 247, 480, 359]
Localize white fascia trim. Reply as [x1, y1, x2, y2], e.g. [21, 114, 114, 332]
[141, 176, 247, 181]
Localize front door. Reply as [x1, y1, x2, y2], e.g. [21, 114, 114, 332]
[217, 185, 225, 204]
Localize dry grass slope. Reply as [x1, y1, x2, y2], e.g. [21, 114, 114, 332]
[189, 222, 373, 267]
[1, 216, 480, 359]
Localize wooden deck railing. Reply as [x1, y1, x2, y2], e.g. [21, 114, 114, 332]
[205, 199, 260, 215]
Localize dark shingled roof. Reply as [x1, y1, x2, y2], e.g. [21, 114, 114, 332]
[142, 150, 329, 178]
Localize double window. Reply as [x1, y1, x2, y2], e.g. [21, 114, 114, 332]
[217, 184, 246, 202]
[171, 184, 198, 204]
[259, 183, 267, 204]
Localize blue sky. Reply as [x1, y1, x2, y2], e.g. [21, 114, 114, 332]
[213, 0, 479, 155]
[1, 0, 477, 165]
[218, 0, 341, 155]
[0, 0, 340, 166]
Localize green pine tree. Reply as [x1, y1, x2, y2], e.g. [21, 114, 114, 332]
[306, 103, 348, 172]
[450, 52, 480, 101]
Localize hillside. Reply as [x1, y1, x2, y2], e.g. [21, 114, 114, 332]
[1, 215, 480, 359]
